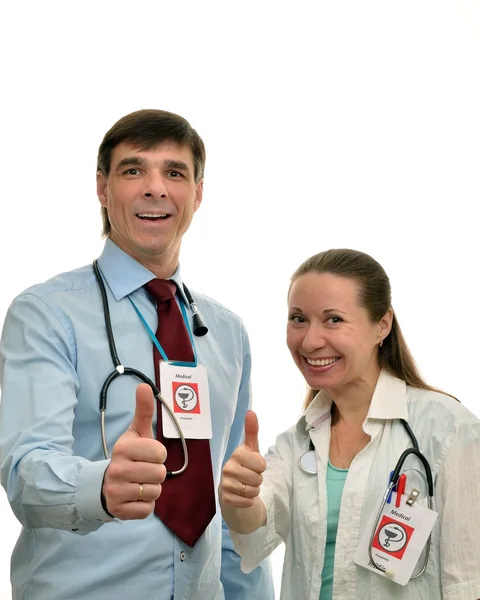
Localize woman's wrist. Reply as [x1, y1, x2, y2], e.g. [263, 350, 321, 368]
[221, 496, 266, 534]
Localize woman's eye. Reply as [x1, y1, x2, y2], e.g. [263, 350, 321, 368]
[326, 315, 343, 325]
[289, 314, 306, 324]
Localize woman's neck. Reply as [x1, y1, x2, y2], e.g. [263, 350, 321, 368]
[329, 368, 381, 427]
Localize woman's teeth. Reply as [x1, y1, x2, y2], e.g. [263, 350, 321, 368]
[306, 357, 339, 366]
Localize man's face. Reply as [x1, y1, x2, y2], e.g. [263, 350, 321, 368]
[97, 141, 203, 268]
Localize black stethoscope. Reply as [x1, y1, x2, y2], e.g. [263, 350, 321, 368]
[300, 418, 434, 580]
[92, 259, 208, 471]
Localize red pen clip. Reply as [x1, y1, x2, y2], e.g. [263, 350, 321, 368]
[395, 474, 407, 507]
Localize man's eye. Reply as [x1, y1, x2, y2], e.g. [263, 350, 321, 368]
[168, 170, 182, 178]
[123, 168, 140, 176]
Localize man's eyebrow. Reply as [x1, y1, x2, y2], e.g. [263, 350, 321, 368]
[114, 157, 191, 172]
[115, 156, 146, 170]
[164, 159, 190, 172]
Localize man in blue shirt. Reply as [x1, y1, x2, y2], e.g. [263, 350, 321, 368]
[0, 109, 274, 599]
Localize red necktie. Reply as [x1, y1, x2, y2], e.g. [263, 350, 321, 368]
[144, 279, 216, 547]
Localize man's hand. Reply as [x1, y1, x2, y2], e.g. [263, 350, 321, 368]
[220, 410, 266, 508]
[102, 383, 167, 520]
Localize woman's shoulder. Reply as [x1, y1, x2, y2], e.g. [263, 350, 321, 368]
[404, 386, 480, 476]
[406, 384, 480, 429]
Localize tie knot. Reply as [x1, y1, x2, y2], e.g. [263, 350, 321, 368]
[145, 279, 177, 303]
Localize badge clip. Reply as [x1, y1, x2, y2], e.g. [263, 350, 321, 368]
[406, 488, 420, 507]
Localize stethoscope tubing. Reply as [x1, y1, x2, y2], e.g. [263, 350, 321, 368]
[367, 444, 434, 579]
[93, 260, 193, 475]
[98, 365, 188, 476]
[367, 479, 433, 580]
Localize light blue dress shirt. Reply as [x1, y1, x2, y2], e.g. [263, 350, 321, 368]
[0, 239, 273, 600]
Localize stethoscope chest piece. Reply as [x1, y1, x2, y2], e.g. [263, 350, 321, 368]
[299, 450, 317, 474]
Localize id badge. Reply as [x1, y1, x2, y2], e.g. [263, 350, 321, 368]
[354, 490, 437, 585]
[159, 362, 212, 439]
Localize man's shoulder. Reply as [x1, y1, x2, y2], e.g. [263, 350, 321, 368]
[16, 263, 96, 303]
[189, 289, 247, 331]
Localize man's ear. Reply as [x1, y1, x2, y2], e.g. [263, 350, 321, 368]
[194, 180, 204, 212]
[97, 171, 108, 207]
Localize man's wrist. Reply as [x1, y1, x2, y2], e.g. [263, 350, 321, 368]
[100, 489, 115, 518]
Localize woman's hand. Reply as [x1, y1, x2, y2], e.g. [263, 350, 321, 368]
[219, 411, 267, 533]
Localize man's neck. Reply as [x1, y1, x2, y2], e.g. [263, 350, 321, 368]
[109, 236, 180, 279]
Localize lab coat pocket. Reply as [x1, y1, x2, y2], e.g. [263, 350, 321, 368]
[292, 460, 323, 556]
[400, 467, 431, 508]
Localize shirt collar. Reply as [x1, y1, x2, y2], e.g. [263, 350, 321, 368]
[296, 369, 409, 435]
[96, 238, 188, 304]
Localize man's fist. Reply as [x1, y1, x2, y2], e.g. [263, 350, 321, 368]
[102, 384, 167, 520]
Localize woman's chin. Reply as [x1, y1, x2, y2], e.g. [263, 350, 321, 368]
[305, 373, 342, 391]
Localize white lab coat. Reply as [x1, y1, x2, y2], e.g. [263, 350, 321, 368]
[231, 370, 480, 600]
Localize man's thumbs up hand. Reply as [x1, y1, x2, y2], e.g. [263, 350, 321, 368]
[102, 384, 167, 520]
[129, 383, 156, 439]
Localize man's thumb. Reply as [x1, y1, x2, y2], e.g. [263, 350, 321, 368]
[244, 410, 260, 453]
[130, 383, 155, 438]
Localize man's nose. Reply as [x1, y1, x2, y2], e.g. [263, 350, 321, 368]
[143, 172, 167, 199]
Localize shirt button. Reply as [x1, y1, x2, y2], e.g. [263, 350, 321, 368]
[180, 551, 185, 561]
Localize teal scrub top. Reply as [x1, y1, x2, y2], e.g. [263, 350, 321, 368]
[319, 461, 348, 600]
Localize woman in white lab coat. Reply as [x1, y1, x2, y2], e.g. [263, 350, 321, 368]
[219, 248, 480, 600]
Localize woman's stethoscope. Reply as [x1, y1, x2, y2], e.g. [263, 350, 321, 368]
[299, 418, 434, 580]
[92, 260, 208, 474]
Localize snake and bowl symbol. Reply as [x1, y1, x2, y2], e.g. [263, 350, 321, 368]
[174, 384, 198, 411]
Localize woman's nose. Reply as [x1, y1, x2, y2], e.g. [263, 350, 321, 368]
[301, 326, 327, 353]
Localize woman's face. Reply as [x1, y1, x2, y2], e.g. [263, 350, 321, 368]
[287, 272, 392, 393]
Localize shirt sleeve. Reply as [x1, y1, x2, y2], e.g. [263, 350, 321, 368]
[0, 293, 114, 534]
[220, 324, 275, 600]
[437, 420, 480, 600]
[229, 431, 293, 575]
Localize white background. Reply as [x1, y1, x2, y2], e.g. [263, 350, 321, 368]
[1, 2, 479, 598]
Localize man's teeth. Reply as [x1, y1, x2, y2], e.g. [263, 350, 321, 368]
[138, 213, 168, 219]
[306, 357, 339, 366]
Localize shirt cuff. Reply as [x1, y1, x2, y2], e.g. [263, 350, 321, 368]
[75, 459, 116, 523]
[230, 486, 279, 574]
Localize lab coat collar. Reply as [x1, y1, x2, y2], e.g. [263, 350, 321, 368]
[96, 238, 188, 304]
[296, 369, 409, 436]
